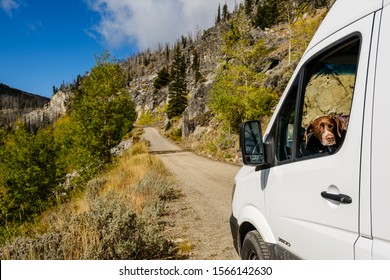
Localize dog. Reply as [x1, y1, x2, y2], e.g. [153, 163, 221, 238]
[305, 115, 348, 153]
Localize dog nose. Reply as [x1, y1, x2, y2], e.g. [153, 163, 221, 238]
[326, 135, 335, 143]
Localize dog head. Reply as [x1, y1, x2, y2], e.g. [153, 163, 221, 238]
[306, 116, 347, 147]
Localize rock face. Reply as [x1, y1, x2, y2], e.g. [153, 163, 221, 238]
[23, 90, 73, 131]
[0, 83, 74, 132]
[0, 83, 50, 127]
[182, 82, 214, 138]
[122, 21, 229, 134]
[132, 74, 169, 114]
[302, 73, 355, 127]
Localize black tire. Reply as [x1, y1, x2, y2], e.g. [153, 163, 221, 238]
[241, 230, 270, 260]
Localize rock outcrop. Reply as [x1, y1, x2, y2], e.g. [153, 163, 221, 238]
[23, 89, 73, 131]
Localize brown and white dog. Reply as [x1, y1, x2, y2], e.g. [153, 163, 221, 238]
[305, 115, 348, 152]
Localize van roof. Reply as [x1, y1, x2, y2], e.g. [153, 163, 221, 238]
[307, 0, 383, 51]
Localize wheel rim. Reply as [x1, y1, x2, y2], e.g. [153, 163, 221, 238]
[247, 250, 259, 260]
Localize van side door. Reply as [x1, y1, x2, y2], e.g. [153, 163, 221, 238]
[263, 13, 375, 259]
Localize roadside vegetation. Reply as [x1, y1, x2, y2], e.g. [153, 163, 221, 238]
[0, 53, 142, 256]
[0, 142, 180, 260]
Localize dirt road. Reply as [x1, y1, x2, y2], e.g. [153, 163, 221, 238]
[142, 127, 241, 260]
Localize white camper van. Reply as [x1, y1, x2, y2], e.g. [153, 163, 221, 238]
[230, 0, 390, 259]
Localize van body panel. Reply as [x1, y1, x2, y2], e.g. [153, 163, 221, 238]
[233, 166, 263, 216]
[355, 237, 373, 260]
[237, 205, 276, 245]
[358, 10, 382, 245]
[371, 4, 390, 260]
[233, 166, 269, 238]
[307, 0, 382, 52]
[385, 0, 390, 7]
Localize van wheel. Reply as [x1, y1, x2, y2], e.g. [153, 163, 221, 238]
[241, 230, 270, 260]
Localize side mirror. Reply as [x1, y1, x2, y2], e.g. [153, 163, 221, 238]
[239, 121, 265, 166]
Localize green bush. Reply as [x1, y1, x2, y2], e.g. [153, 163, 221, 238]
[0, 123, 64, 225]
[209, 65, 278, 131]
[137, 110, 155, 126]
[71, 52, 137, 164]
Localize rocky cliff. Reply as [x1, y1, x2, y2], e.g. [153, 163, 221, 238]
[22, 89, 73, 132]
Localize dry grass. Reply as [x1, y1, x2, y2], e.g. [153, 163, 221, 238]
[0, 142, 180, 260]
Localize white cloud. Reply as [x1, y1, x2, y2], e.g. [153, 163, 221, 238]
[85, 0, 242, 51]
[27, 20, 43, 33]
[0, 0, 20, 16]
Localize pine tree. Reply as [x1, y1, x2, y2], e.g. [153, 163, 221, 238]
[192, 49, 202, 83]
[245, 0, 253, 15]
[167, 46, 188, 119]
[165, 43, 170, 61]
[216, 4, 221, 24]
[222, 3, 229, 20]
[153, 66, 171, 89]
[181, 35, 187, 48]
[254, 0, 279, 30]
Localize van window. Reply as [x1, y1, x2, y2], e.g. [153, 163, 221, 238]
[274, 37, 360, 163]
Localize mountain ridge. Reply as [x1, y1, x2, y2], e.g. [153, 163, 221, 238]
[0, 83, 50, 128]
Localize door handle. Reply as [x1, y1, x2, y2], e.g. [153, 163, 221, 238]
[321, 191, 352, 204]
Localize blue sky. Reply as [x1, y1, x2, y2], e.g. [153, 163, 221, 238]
[0, 0, 241, 98]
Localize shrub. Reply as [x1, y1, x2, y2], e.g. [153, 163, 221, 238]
[209, 65, 278, 131]
[0, 193, 174, 260]
[137, 110, 155, 126]
[0, 123, 64, 225]
[129, 142, 149, 156]
[71, 52, 137, 164]
[0, 147, 179, 260]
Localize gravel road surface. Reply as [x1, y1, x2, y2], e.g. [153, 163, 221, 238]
[142, 127, 241, 260]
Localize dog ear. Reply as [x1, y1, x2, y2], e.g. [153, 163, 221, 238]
[333, 116, 344, 138]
